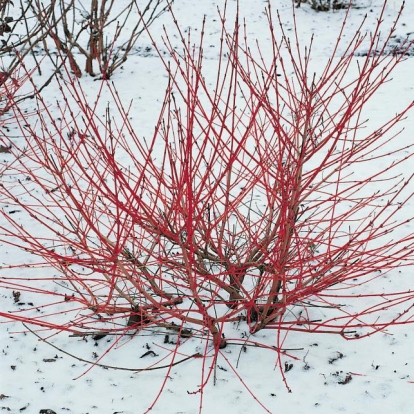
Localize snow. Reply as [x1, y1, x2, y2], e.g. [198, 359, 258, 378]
[1, 1, 414, 413]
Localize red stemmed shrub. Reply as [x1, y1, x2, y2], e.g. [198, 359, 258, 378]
[1, 0, 414, 408]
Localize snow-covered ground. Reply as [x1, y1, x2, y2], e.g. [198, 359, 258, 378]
[1, 1, 414, 413]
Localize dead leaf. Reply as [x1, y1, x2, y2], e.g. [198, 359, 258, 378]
[0, 145, 11, 153]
